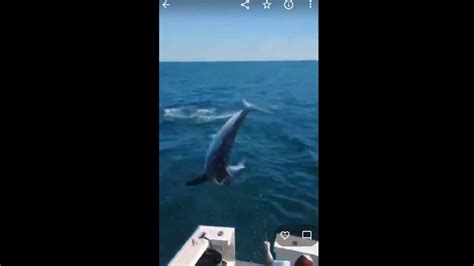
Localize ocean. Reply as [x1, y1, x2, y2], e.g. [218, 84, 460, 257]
[159, 61, 318, 265]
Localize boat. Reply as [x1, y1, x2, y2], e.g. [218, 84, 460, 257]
[168, 225, 319, 266]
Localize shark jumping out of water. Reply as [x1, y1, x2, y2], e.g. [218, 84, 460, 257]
[186, 100, 269, 186]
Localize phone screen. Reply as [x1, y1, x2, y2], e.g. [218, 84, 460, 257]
[159, 1, 318, 265]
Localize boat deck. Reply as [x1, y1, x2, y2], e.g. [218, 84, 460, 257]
[234, 261, 263, 266]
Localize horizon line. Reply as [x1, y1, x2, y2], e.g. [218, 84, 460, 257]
[159, 59, 318, 63]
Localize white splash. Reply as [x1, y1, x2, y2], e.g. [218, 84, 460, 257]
[163, 107, 234, 122]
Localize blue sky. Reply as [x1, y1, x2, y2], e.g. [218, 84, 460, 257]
[159, 1, 318, 62]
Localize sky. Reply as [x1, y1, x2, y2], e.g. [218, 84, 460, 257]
[159, 0, 318, 62]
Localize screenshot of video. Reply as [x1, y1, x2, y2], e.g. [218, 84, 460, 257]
[159, 0, 318, 265]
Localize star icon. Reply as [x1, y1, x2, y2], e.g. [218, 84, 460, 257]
[263, 0, 271, 9]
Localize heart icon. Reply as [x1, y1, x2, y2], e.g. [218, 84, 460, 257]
[280, 231, 290, 240]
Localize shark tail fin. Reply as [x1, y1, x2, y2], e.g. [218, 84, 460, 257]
[242, 99, 272, 114]
[186, 174, 209, 186]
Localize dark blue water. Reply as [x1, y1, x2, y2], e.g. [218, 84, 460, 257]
[159, 61, 318, 265]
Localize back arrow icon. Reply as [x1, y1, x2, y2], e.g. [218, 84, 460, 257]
[162, 0, 170, 8]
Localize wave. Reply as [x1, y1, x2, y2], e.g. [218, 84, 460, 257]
[163, 107, 234, 122]
[163, 108, 188, 119]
